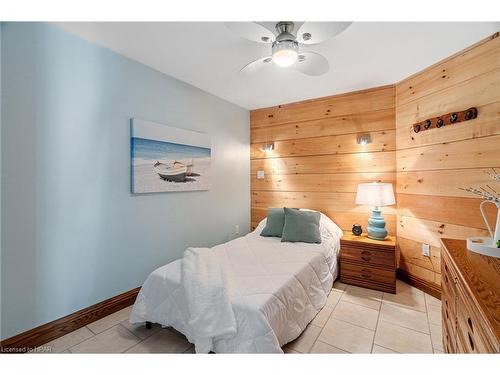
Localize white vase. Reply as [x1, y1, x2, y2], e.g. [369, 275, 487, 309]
[480, 200, 500, 245]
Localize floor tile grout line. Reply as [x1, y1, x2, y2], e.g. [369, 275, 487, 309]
[318, 315, 376, 353]
[314, 338, 350, 354]
[118, 321, 148, 341]
[372, 286, 435, 353]
[120, 338, 145, 354]
[341, 284, 383, 311]
[121, 328, 191, 354]
[86, 318, 123, 335]
[373, 343, 402, 354]
[424, 292, 443, 352]
[86, 306, 133, 335]
[381, 295, 427, 313]
[337, 298, 381, 311]
[86, 323, 102, 336]
[378, 301, 432, 335]
[370, 292, 384, 353]
[424, 293, 433, 349]
[65, 328, 99, 354]
[373, 319, 434, 353]
[121, 339, 142, 354]
[427, 294, 444, 352]
[45, 326, 97, 354]
[68, 318, 144, 353]
[339, 295, 381, 311]
[329, 316, 377, 332]
[309, 285, 343, 353]
[376, 317, 433, 336]
[310, 305, 335, 328]
[86, 310, 132, 335]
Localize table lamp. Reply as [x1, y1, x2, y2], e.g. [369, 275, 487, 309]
[355, 182, 395, 240]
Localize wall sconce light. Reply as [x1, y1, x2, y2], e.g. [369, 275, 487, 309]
[262, 143, 274, 152]
[356, 134, 372, 145]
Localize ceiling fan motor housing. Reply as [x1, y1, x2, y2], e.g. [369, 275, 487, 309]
[272, 21, 299, 64]
[275, 21, 295, 36]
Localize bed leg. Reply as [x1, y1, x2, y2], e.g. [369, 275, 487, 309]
[145, 321, 152, 330]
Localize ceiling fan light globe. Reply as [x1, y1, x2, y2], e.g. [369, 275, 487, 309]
[273, 49, 298, 67]
[272, 40, 299, 67]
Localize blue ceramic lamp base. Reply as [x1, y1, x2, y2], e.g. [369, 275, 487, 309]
[367, 207, 388, 240]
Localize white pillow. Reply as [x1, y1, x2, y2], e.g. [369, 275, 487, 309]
[254, 218, 267, 233]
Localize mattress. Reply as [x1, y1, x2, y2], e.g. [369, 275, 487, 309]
[130, 213, 342, 353]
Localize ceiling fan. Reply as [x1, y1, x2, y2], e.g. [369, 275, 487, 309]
[225, 21, 352, 76]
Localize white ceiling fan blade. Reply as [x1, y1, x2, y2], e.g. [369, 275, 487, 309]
[297, 22, 352, 44]
[240, 56, 273, 75]
[294, 52, 329, 76]
[255, 22, 279, 37]
[224, 22, 275, 43]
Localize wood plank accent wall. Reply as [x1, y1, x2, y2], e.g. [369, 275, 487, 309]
[395, 32, 500, 290]
[249, 32, 499, 295]
[250, 85, 397, 235]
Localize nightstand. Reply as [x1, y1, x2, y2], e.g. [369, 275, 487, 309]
[340, 231, 396, 294]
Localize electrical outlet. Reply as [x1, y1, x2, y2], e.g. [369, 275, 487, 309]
[234, 225, 239, 235]
[422, 243, 430, 257]
[256, 170, 265, 179]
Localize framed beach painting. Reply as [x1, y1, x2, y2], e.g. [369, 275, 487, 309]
[131, 118, 211, 193]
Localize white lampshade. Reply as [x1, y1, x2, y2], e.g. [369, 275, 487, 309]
[356, 182, 395, 207]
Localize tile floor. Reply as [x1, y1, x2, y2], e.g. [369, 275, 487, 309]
[38, 279, 444, 354]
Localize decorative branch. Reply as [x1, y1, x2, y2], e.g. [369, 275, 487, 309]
[487, 168, 500, 182]
[459, 168, 500, 203]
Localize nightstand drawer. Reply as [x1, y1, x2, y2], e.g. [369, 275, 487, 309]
[340, 232, 396, 293]
[340, 245, 394, 269]
[340, 262, 395, 286]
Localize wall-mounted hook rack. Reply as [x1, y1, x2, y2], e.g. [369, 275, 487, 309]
[413, 107, 477, 133]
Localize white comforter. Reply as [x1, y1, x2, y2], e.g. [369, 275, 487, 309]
[182, 247, 236, 353]
[130, 213, 342, 353]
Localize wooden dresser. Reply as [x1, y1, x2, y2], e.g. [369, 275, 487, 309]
[441, 238, 500, 353]
[340, 232, 396, 294]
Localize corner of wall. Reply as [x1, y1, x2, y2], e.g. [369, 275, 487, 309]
[394, 32, 500, 292]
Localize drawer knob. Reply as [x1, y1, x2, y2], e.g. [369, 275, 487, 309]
[360, 251, 372, 262]
[467, 317, 474, 333]
[468, 332, 475, 351]
[361, 268, 372, 279]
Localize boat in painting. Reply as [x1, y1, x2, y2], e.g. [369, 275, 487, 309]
[154, 161, 187, 182]
[186, 159, 194, 176]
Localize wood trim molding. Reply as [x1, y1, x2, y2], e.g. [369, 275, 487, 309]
[0, 287, 140, 353]
[397, 268, 441, 299]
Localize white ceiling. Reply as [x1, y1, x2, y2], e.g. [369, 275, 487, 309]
[55, 22, 499, 110]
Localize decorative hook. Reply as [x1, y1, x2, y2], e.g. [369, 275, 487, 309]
[413, 107, 477, 133]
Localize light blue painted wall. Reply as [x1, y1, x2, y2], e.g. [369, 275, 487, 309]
[0, 23, 250, 339]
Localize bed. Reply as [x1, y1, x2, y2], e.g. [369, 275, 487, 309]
[129, 211, 343, 353]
